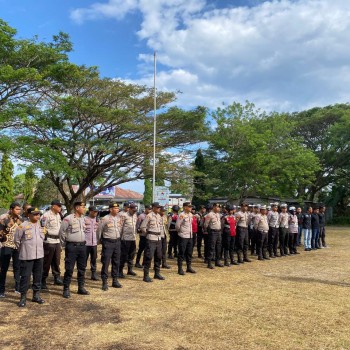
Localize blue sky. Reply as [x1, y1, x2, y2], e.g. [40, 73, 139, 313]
[2, 0, 350, 194]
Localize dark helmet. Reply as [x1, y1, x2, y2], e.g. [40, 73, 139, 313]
[225, 204, 232, 211]
[172, 205, 180, 212]
[191, 205, 196, 210]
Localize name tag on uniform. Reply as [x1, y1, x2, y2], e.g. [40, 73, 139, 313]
[107, 223, 113, 227]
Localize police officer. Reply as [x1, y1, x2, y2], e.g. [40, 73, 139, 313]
[204, 203, 223, 269]
[288, 207, 299, 254]
[202, 204, 212, 263]
[196, 205, 206, 258]
[249, 205, 260, 256]
[84, 206, 100, 281]
[41, 199, 64, 289]
[135, 204, 152, 268]
[140, 202, 165, 282]
[279, 203, 290, 256]
[235, 203, 251, 263]
[59, 201, 89, 298]
[254, 205, 270, 261]
[318, 205, 327, 248]
[159, 206, 171, 269]
[168, 205, 179, 259]
[14, 207, 45, 307]
[0, 202, 23, 297]
[97, 203, 122, 291]
[175, 202, 196, 275]
[221, 205, 239, 266]
[267, 203, 280, 258]
[119, 203, 138, 278]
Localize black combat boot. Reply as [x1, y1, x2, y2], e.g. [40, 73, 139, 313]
[63, 286, 70, 299]
[143, 268, 152, 283]
[41, 278, 48, 290]
[154, 270, 165, 280]
[168, 252, 174, 260]
[18, 293, 26, 307]
[162, 263, 171, 269]
[77, 284, 90, 295]
[243, 251, 252, 262]
[32, 291, 45, 304]
[224, 251, 230, 266]
[178, 263, 185, 275]
[54, 275, 64, 285]
[207, 260, 214, 269]
[135, 261, 143, 268]
[237, 252, 244, 264]
[215, 260, 224, 267]
[186, 265, 196, 273]
[118, 268, 126, 279]
[102, 279, 109, 291]
[230, 252, 239, 265]
[90, 271, 100, 281]
[112, 278, 122, 288]
[127, 266, 137, 276]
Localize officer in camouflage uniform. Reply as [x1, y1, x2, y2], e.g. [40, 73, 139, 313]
[14, 207, 46, 307]
[59, 201, 89, 298]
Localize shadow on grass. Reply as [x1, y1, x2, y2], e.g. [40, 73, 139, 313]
[265, 275, 350, 287]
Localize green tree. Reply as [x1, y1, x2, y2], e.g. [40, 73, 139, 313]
[13, 173, 25, 195]
[143, 178, 153, 206]
[32, 176, 62, 207]
[192, 149, 207, 206]
[23, 166, 37, 203]
[0, 151, 14, 208]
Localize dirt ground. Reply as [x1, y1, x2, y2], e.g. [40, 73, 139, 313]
[1, 226, 350, 350]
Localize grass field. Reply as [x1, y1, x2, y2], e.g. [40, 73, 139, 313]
[1, 226, 350, 350]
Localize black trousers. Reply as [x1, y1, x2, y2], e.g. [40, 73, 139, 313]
[63, 242, 87, 287]
[19, 258, 43, 294]
[197, 230, 203, 256]
[203, 233, 210, 259]
[101, 238, 121, 280]
[120, 240, 136, 270]
[168, 230, 178, 256]
[319, 227, 326, 247]
[192, 233, 197, 254]
[43, 242, 61, 278]
[161, 236, 167, 264]
[268, 227, 279, 256]
[222, 232, 236, 260]
[208, 230, 222, 262]
[250, 227, 257, 254]
[0, 246, 20, 293]
[236, 227, 249, 253]
[257, 231, 268, 258]
[177, 237, 193, 267]
[136, 236, 147, 264]
[288, 231, 298, 253]
[279, 228, 289, 254]
[85, 245, 98, 272]
[144, 239, 162, 272]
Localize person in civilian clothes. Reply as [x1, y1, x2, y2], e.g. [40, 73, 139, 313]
[288, 207, 300, 254]
[119, 203, 138, 278]
[41, 199, 64, 289]
[175, 202, 196, 275]
[254, 205, 270, 261]
[97, 203, 123, 291]
[135, 205, 152, 268]
[235, 203, 251, 264]
[204, 203, 224, 269]
[279, 203, 290, 256]
[21, 203, 32, 222]
[296, 207, 303, 246]
[267, 203, 280, 258]
[59, 201, 89, 298]
[14, 207, 46, 307]
[167, 205, 179, 259]
[159, 207, 171, 269]
[221, 205, 239, 266]
[311, 207, 320, 249]
[318, 206, 327, 248]
[0, 202, 23, 298]
[84, 206, 100, 281]
[196, 205, 206, 258]
[140, 202, 165, 283]
[303, 207, 313, 251]
[191, 206, 198, 256]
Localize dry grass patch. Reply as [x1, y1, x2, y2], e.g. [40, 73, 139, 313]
[1, 226, 350, 350]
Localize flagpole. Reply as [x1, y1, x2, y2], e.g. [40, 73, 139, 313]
[152, 51, 157, 203]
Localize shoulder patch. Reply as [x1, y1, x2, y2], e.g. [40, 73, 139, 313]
[179, 214, 185, 219]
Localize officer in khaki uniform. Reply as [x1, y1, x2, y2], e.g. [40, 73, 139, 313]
[59, 201, 89, 298]
[14, 207, 46, 307]
[97, 203, 122, 291]
[254, 205, 270, 261]
[140, 202, 165, 283]
[279, 204, 290, 256]
[235, 203, 251, 263]
[119, 203, 138, 278]
[175, 202, 196, 275]
[267, 203, 280, 258]
[160, 207, 171, 269]
[41, 199, 64, 289]
[204, 203, 224, 269]
[135, 205, 152, 268]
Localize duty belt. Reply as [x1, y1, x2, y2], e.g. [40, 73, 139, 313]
[210, 229, 221, 233]
[259, 230, 269, 234]
[45, 234, 60, 240]
[147, 231, 161, 235]
[66, 241, 86, 246]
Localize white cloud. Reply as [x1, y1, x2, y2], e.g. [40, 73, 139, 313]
[71, 0, 350, 111]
